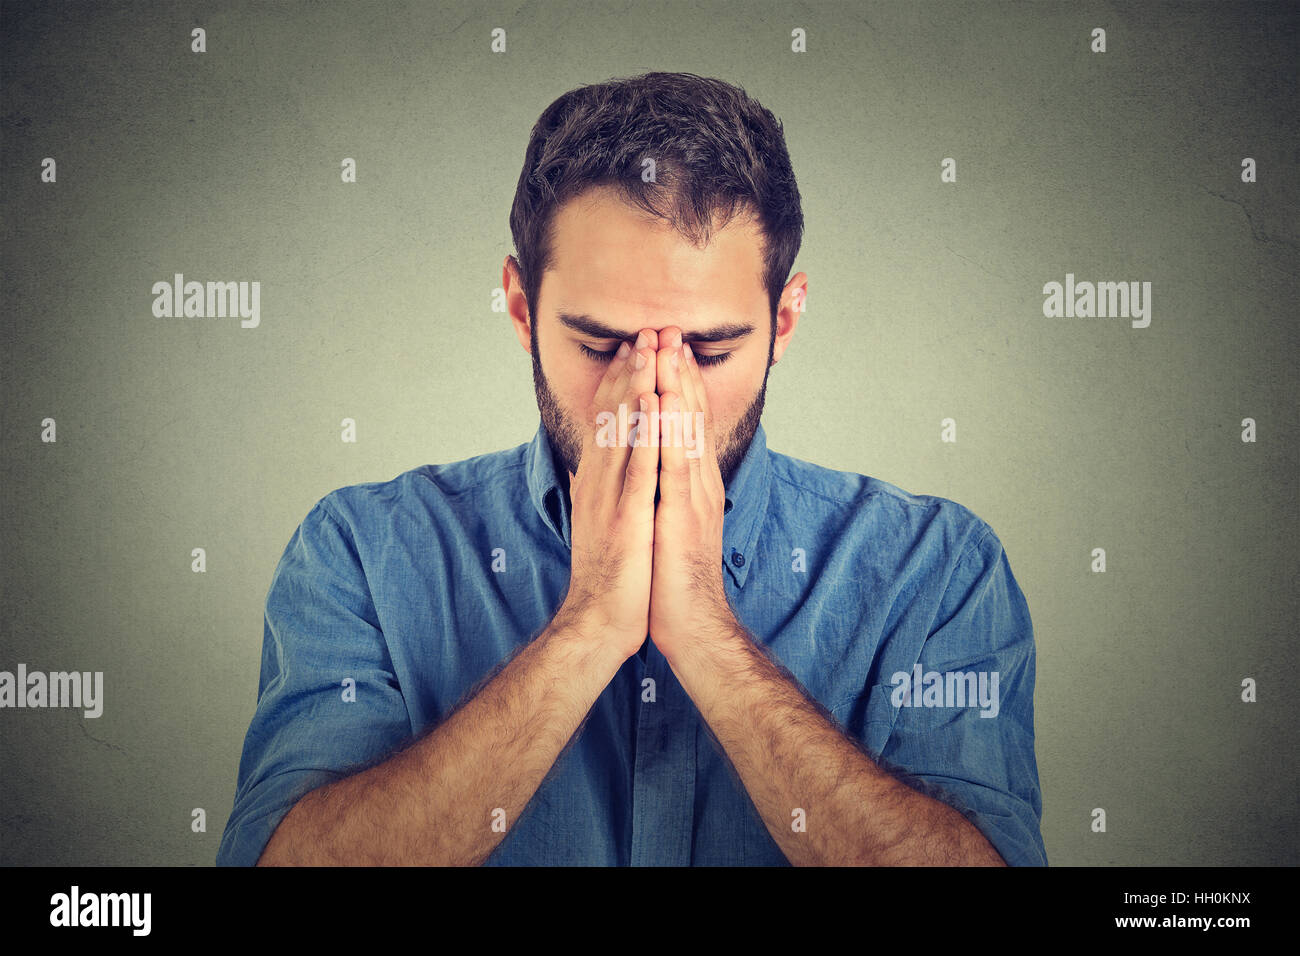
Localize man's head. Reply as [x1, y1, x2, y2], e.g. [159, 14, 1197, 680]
[504, 72, 806, 486]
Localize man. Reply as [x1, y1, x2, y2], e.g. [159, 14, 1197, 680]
[217, 72, 1046, 866]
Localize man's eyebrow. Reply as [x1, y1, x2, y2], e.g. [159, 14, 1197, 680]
[556, 311, 755, 344]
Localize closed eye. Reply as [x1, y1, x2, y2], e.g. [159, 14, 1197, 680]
[579, 343, 732, 367]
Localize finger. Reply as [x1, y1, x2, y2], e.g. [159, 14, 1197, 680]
[657, 332, 705, 492]
[614, 330, 657, 483]
[657, 390, 691, 502]
[658, 327, 699, 417]
[576, 338, 632, 486]
[655, 329, 693, 430]
[680, 341, 718, 483]
[679, 341, 711, 418]
[582, 339, 637, 502]
[600, 330, 659, 504]
[592, 339, 634, 413]
[627, 330, 658, 407]
[623, 391, 659, 507]
[655, 343, 687, 489]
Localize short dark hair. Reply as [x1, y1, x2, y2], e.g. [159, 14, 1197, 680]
[509, 71, 804, 337]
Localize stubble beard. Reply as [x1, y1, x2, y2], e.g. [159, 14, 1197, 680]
[531, 321, 771, 490]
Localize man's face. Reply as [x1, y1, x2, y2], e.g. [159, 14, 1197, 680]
[525, 186, 776, 488]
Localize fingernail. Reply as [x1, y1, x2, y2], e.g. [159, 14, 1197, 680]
[683, 342, 694, 363]
[634, 352, 646, 370]
[616, 341, 630, 358]
[635, 331, 648, 350]
[671, 351, 680, 369]
[639, 395, 647, 413]
[674, 331, 683, 347]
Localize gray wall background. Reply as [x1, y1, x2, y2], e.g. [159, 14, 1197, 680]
[2, 0, 1296, 865]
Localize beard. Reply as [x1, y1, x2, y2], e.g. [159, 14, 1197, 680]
[531, 321, 770, 491]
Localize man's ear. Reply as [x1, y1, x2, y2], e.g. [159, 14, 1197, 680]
[503, 254, 533, 354]
[771, 271, 806, 365]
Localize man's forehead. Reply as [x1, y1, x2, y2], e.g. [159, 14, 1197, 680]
[545, 188, 766, 305]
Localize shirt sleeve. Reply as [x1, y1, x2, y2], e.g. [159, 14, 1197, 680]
[876, 524, 1047, 866]
[216, 499, 413, 866]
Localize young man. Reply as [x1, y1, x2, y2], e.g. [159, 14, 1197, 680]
[218, 72, 1046, 866]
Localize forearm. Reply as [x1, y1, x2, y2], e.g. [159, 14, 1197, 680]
[257, 619, 626, 865]
[666, 624, 1005, 866]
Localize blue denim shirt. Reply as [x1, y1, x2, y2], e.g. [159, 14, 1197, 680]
[217, 422, 1046, 866]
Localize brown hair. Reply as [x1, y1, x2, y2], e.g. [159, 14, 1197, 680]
[509, 71, 804, 337]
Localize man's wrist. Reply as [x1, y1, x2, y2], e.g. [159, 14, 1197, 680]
[659, 611, 748, 679]
[545, 610, 639, 676]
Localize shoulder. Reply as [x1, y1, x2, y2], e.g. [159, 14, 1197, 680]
[766, 447, 995, 561]
[305, 439, 533, 536]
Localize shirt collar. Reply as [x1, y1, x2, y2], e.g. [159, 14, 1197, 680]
[719, 422, 770, 588]
[525, 419, 771, 589]
[526, 422, 574, 550]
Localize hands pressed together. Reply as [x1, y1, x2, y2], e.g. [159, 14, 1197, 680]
[558, 326, 736, 668]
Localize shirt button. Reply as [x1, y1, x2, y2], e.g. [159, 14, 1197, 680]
[730, 550, 745, 567]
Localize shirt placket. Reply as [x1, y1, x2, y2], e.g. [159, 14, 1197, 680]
[629, 642, 696, 866]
